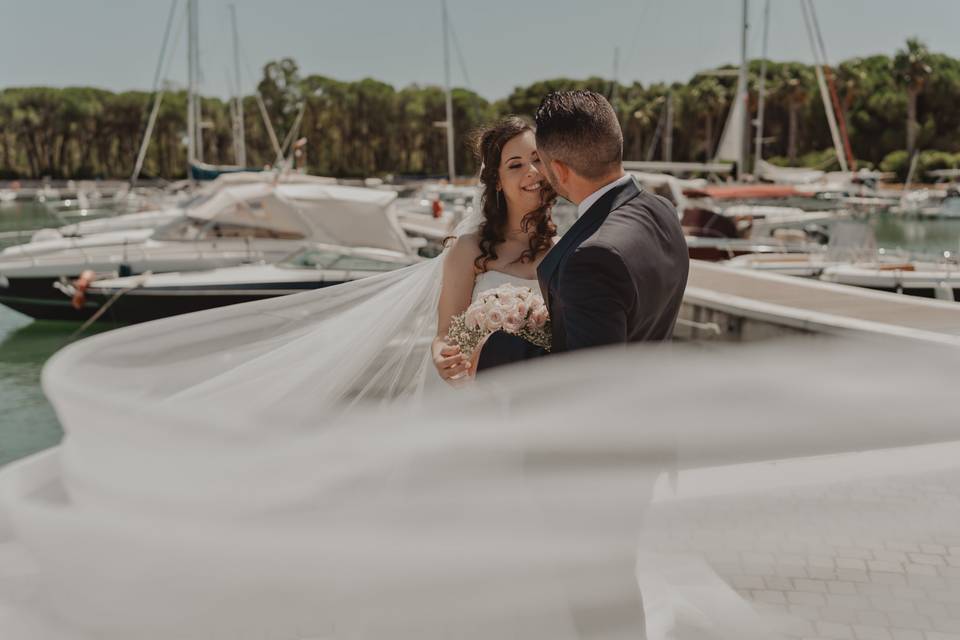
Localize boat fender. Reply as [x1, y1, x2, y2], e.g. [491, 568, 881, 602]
[118, 263, 133, 277]
[70, 270, 97, 310]
[431, 198, 443, 219]
[733, 214, 754, 235]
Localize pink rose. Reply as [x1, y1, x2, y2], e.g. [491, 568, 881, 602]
[485, 308, 504, 332]
[502, 312, 523, 334]
[516, 301, 528, 318]
[465, 306, 483, 330]
[529, 306, 548, 329]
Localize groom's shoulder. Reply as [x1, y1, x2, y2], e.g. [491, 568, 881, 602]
[600, 189, 677, 231]
[620, 188, 677, 217]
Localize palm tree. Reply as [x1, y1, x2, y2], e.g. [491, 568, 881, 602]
[687, 77, 728, 160]
[893, 38, 932, 156]
[836, 58, 868, 113]
[770, 66, 813, 163]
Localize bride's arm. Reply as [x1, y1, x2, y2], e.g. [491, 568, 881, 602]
[432, 236, 479, 384]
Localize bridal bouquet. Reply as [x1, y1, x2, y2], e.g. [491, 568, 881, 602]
[447, 283, 551, 357]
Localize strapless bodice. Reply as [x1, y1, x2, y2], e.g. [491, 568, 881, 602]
[471, 270, 541, 302]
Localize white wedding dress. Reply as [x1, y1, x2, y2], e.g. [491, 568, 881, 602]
[472, 270, 541, 301]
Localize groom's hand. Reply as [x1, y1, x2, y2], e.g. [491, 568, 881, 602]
[432, 339, 471, 384]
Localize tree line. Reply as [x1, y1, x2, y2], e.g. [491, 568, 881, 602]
[1, 39, 958, 182]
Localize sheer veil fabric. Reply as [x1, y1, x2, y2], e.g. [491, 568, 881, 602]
[5, 332, 960, 639]
[43, 184, 488, 427]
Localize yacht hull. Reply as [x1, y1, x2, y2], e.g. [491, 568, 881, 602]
[0, 276, 98, 321]
[85, 281, 334, 324]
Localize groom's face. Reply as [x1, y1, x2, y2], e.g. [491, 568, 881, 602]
[538, 149, 569, 201]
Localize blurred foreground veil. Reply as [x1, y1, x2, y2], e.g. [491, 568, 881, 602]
[2, 318, 960, 638]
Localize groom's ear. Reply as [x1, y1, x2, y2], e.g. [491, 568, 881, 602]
[550, 159, 570, 185]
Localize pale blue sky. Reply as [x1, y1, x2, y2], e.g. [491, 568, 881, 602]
[3, 0, 959, 100]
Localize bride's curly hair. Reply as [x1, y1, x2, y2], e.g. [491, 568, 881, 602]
[473, 116, 557, 272]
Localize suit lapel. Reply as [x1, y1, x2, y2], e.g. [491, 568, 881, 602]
[537, 176, 642, 307]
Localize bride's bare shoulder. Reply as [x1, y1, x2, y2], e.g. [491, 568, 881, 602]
[445, 234, 482, 270]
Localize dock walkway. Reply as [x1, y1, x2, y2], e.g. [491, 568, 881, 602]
[679, 260, 960, 346]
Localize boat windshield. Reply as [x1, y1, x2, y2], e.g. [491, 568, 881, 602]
[281, 248, 408, 272]
[153, 217, 306, 241]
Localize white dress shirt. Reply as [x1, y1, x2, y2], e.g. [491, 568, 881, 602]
[576, 173, 633, 218]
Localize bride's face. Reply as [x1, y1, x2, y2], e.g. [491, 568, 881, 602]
[498, 130, 545, 218]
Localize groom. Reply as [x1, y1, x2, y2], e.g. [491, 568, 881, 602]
[477, 89, 688, 369]
[477, 90, 689, 635]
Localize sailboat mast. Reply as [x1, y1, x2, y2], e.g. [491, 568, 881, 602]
[800, 0, 848, 172]
[807, 0, 856, 170]
[194, 0, 204, 164]
[442, 0, 455, 182]
[737, 0, 750, 180]
[186, 0, 196, 168]
[230, 4, 246, 167]
[753, 0, 770, 172]
[664, 91, 674, 162]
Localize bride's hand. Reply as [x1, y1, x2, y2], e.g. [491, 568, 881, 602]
[432, 338, 471, 385]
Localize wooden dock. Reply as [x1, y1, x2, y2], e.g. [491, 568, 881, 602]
[678, 260, 960, 346]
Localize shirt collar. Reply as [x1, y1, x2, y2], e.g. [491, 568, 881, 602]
[575, 173, 633, 218]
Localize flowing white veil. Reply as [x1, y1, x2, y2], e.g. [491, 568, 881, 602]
[5, 338, 960, 639]
[41, 182, 488, 426]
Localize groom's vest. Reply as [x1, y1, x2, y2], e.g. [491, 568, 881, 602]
[537, 176, 689, 353]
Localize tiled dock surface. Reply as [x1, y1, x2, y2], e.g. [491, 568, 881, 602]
[643, 466, 960, 639]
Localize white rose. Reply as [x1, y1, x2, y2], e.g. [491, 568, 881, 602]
[499, 297, 519, 315]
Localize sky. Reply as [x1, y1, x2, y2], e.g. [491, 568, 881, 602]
[3, 0, 960, 101]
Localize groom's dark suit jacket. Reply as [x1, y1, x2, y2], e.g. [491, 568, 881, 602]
[477, 175, 688, 370]
[538, 175, 688, 353]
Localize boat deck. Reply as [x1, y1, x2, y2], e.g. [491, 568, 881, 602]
[682, 260, 960, 345]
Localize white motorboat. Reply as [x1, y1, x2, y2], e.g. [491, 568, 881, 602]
[73, 243, 421, 324]
[820, 260, 960, 301]
[14, 170, 341, 249]
[0, 182, 412, 320]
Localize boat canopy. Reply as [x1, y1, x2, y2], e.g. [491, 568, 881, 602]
[756, 159, 826, 185]
[683, 183, 799, 200]
[202, 171, 338, 189]
[184, 183, 412, 254]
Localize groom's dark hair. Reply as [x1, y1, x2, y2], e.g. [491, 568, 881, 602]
[535, 90, 623, 180]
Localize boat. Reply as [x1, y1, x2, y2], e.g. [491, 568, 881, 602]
[67, 244, 421, 324]
[5, 171, 340, 255]
[0, 182, 413, 321]
[820, 260, 960, 301]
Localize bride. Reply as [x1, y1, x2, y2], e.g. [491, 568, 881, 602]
[432, 116, 557, 383]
